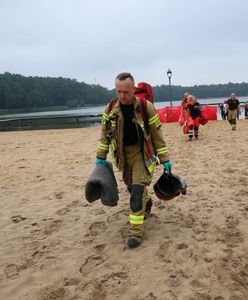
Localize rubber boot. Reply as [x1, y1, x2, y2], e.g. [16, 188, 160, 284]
[128, 236, 142, 248]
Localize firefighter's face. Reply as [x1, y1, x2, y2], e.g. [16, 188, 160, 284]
[190, 98, 196, 105]
[115, 78, 134, 105]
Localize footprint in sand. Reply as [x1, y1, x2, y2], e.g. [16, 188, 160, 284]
[79, 254, 110, 274]
[4, 264, 19, 279]
[56, 200, 81, 216]
[36, 285, 66, 300]
[63, 277, 82, 288]
[93, 243, 106, 253]
[56, 207, 70, 216]
[177, 242, 188, 250]
[54, 191, 64, 199]
[93, 271, 129, 289]
[217, 216, 244, 247]
[179, 213, 195, 228]
[143, 292, 158, 300]
[11, 215, 27, 223]
[157, 240, 172, 263]
[90, 207, 106, 216]
[77, 272, 129, 300]
[160, 290, 177, 300]
[43, 219, 63, 235]
[231, 263, 248, 287]
[86, 221, 107, 237]
[107, 210, 127, 223]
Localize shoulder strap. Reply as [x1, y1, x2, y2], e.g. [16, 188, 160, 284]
[107, 99, 117, 113]
[139, 98, 148, 124]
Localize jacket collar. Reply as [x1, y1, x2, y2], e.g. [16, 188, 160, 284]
[111, 96, 141, 114]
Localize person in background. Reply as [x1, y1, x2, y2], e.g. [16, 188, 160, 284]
[223, 100, 228, 120]
[178, 91, 190, 125]
[226, 92, 240, 130]
[245, 101, 248, 119]
[219, 103, 227, 120]
[186, 95, 202, 141]
[96, 72, 172, 248]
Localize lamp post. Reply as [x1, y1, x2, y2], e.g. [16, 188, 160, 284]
[167, 68, 172, 121]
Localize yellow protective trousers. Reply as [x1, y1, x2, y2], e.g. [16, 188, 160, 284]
[122, 144, 152, 238]
[228, 109, 237, 126]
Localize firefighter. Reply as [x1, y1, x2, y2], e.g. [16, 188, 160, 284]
[96, 72, 172, 248]
[226, 93, 240, 130]
[186, 95, 201, 141]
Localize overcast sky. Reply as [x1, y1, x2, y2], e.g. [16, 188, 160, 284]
[0, 0, 247, 89]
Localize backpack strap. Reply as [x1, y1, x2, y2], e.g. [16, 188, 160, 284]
[139, 98, 149, 131]
[107, 99, 117, 114]
[138, 98, 155, 160]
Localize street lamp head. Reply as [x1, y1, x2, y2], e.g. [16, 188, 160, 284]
[167, 68, 172, 79]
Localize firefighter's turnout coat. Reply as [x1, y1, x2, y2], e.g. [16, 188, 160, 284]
[96, 97, 169, 177]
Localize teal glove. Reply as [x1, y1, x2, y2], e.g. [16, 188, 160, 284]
[96, 158, 107, 166]
[163, 161, 172, 173]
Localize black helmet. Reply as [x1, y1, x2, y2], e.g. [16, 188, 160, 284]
[153, 172, 187, 201]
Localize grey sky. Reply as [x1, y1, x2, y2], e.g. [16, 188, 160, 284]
[0, 0, 247, 89]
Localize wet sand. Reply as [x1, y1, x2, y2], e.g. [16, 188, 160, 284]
[0, 120, 248, 300]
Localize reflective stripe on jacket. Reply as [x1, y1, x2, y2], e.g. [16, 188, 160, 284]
[96, 97, 169, 174]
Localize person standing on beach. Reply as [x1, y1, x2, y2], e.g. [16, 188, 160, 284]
[245, 101, 248, 119]
[186, 95, 202, 141]
[96, 72, 172, 248]
[219, 102, 227, 120]
[178, 92, 190, 125]
[226, 93, 240, 130]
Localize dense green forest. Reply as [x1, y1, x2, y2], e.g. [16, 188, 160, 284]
[1, 72, 248, 110]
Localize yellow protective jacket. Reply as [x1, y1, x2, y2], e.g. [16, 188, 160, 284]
[96, 97, 169, 175]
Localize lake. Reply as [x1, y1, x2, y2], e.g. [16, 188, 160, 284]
[0, 96, 247, 123]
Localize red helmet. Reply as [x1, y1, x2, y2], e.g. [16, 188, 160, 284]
[153, 172, 187, 201]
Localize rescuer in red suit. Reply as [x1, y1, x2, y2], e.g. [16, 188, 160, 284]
[178, 92, 190, 126]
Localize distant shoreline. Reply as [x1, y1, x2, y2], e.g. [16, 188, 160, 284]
[1, 96, 248, 118]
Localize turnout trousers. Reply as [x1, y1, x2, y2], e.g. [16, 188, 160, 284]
[228, 109, 237, 128]
[122, 143, 152, 238]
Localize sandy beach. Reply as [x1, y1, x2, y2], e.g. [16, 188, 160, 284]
[0, 120, 248, 300]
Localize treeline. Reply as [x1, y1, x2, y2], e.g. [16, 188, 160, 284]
[0, 73, 114, 110]
[154, 82, 248, 100]
[1, 72, 248, 110]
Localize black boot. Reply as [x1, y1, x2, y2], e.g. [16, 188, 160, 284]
[128, 236, 142, 248]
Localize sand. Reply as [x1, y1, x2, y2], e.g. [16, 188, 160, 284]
[0, 120, 248, 300]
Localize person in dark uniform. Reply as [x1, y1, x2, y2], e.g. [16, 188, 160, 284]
[186, 95, 202, 140]
[226, 93, 240, 130]
[245, 102, 248, 119]
[219, 101, 228, 120]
